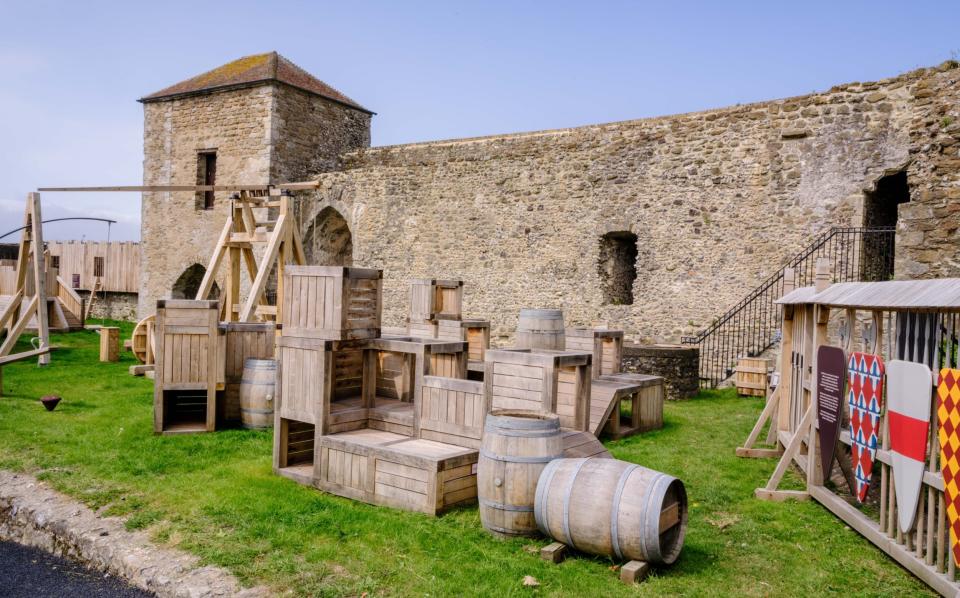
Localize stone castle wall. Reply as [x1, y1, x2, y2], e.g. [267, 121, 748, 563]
[301, 67, 960, 343]
[138, 62, 960, 345]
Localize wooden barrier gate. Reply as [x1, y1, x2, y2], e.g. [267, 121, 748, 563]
[742, 262, 960, 596]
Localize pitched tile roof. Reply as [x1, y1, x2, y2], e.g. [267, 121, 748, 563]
[139, 52, 372, 113]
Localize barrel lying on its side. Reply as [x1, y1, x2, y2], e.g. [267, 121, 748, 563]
[478, 410, 563, 537]
[239, 358, 276, 429]
[534, 457, 687, 565]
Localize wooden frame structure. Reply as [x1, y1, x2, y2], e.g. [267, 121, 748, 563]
[0, 193, 51, 395]
[742, 263, 960, 596]
[195, 189, 306, 323]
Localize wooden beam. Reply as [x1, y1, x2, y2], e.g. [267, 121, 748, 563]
[0, 295, 40, 358]
[738, 386, 780, 454]
[758, 403, 814, 496]
[0, 346, 50, 367]
[754, 489, 810, 502]
[31, 194, 50, 366]
[37, 181, 320, 193]
[195, 216, 234, 300]
[0, 289, 24, 331]
[239, 215, 287, 322]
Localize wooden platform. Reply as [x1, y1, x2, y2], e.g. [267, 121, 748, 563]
[588, 373, 664, 439]
[315, 428, 478, 515]
[561, 430, 612, 459]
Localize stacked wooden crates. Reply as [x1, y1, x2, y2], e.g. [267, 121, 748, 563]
[273, 266, 383, 485]
[406, 279, 490, 376]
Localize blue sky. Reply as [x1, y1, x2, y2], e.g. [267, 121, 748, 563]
[0, 1, 956, 241]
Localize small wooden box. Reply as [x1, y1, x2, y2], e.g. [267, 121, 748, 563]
[565, 328, 623, 379]
[316, 430, 479, 516]
[484, 349, 592, 431]
[153, 300, 220, 434]
[99, 326, 120, 362]
[437, 319, 490, 363]
[409, 279, 463, 322]
[407, 320, 438, 339]
[419, 375, 488, 449]
[735, 357, 770, 397]
[281, 266, 382, 340]
[598, 373, 665, 439]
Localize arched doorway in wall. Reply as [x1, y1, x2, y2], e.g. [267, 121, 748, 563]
[302, 207, 353, 266]
[862, 170, 910, 281]
[171, 263, 219, 300]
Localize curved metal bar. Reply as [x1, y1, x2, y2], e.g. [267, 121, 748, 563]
[0, 217, 118, 240]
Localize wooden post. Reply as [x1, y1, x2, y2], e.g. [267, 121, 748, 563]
[776, 267, 796, 435]
[99, 327, 119, 362]
[29, 193, 50, 365]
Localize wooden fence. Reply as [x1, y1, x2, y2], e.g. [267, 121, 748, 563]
[47, 241, 139, 293]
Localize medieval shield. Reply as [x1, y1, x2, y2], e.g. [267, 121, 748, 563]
[848, 352, 885, 503]
[816, 346, 846, 479]
[937, 368, 960, 566]
[886, 359, 933, 534]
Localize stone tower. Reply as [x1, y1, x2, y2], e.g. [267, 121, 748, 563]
[137, 52, 373, 317]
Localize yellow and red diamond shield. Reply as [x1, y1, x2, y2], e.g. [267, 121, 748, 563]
[938, 368, 960, 566]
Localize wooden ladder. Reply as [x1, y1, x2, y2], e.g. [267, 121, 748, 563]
[86, 278, 102, 321]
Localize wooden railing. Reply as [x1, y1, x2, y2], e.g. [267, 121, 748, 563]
[56, 275, 85, 324]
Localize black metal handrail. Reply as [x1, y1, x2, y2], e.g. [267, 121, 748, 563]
[682, 227, 896, 387]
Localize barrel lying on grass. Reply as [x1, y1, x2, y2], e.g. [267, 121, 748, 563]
[535, 457, 687, 565]
[478, 410, 562, 537]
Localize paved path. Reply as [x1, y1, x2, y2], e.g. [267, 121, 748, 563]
[0, 540, 153, 597]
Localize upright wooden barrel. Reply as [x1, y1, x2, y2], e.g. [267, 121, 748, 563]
[535, 458, 687, 565]
[516, 309, 565, 350]
[239, 358, 276, 429]
[478, 411, 563, 537]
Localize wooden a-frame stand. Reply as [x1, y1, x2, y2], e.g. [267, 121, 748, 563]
[194, 188, 306, 323]
[0, 193, 51, 395]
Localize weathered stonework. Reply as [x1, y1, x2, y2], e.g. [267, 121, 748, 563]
[621, 344, 700, 400]
[138, 82, 371, 317]
[138, 58, 960, 346]
[85, 291, 138, 322]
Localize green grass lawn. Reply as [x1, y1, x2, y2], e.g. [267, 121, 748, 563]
[0, 325, 934, 596]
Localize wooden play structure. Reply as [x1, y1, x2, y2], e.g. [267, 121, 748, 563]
[271, 267, 667, 516]
[0, 193, 52, 394]
[739, 260, 960, 596]
[402, 278, 491, 377]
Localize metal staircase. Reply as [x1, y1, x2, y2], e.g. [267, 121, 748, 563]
[681, 227, 896, 387]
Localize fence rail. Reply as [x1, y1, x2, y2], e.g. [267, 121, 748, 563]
[681, 227, 896, 387]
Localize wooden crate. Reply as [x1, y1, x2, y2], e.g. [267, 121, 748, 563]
[409, 279, 463, 323]
[735, 357, 769, 397]
[364, 337, 468, 437]
[598, 373, 665, 439]
[419, 376, 488, 449]
[484, 349, 592, 431]
[565, 328, 623, 378]
[316, 429, 479, 516]
[281, 266, 382, 340]
[220, 322, 275, 424]
[407, 320, 437, 339]
[99, 326, 119, 362]
[154, 300, 219, 434]
[437, 319, 490, 364]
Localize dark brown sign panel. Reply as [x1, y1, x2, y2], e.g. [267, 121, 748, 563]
[817, 345, 846, 478]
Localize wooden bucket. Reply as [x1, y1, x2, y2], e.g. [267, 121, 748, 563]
[239, 358, 276, 429]
[478, 410, 563, 537]
[735, 357, 769, 397]
[535, 457, 687, 565]
[516, 309, 565, 350]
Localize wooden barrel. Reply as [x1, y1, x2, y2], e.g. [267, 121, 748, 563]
[478, 410, 563, 537]
[535, 457, 687, 565]
[239, 358, 276, 429]
[516, 309, 565, 350]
